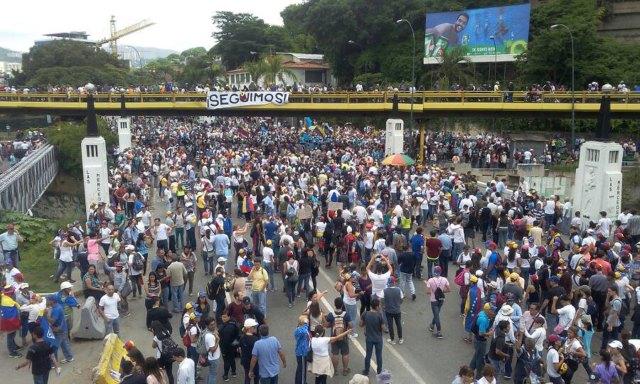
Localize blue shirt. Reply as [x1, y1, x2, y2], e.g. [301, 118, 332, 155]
[294, 324, 309, 357]
[213, 234, 230, 256]
[438, 234, 452, 250]
[252, 336, 282, 378]
[488, 252, 499, 279]
[50, 303, 67, 333]
[264, 222, 277, 241]
[410, 235, 424, 256]
[476, 311, 490, 340]
[151, 256, 164, 272]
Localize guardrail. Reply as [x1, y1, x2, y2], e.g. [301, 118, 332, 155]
[0, 144, 58, 212]
[0, 91, 638, 104]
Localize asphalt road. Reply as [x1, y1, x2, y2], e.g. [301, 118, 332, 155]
[2, 197, 599, 384]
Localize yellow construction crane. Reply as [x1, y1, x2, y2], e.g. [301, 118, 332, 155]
[95, 15, 155, 58]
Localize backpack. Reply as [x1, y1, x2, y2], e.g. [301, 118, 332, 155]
[615, 298, 629, 319]
[586, 297, 598, 316]
[470, 313, 482, 336]
[434, 278, 446, 302]
[195, 328, 210, 355]
[159, 334, 179, 362]
[132, 252, 145, 271]
[332, 312, 346, 336]
[454, 268, 468, 286]
[183, 324, 197, 347]
[285, 263, 299, 283]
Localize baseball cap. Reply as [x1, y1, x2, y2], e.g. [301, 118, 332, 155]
[46, 294, 58, 303]
[549, 275, 560, 283]
[198, 291, 207, 298]
[185, 302, 193, 310]
[433, 266, 442, 276]
[244, 318, 259, 328]
[18, 283, 29, 290]
[125, 244, 135, 251]
[60, 281, 73, 290]
[242, 297, 251, 304]
[548, 334, 561, 344]
[609, 340, 623, 349]
[266, 240, 272, 246]
[124, 340, 136, 351]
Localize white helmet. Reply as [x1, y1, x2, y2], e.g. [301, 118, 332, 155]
[60, 281, 74, 290]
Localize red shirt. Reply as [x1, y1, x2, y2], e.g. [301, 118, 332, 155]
[424, 237, 442, 259]
[593, 258, 612, 276]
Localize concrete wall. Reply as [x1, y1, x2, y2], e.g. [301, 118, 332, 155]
[598, 1, 640, 43]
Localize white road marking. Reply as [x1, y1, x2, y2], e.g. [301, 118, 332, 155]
[317, 267, 429, 384]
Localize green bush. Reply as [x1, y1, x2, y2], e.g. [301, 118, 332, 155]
[0, 210, 61, 292]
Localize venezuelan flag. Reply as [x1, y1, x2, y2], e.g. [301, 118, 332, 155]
[0, 293, 21, 332]
[304, 117, 313, 128]
[312, 125, 326, 138]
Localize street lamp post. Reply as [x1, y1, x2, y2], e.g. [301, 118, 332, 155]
[396, 19, 416, 158]
[489, 36, 497, 84]
[551, 24, 575, 153]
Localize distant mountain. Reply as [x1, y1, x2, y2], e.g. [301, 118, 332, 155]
[0, 47, 23, 63]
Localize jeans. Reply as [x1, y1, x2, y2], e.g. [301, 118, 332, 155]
[260, 376, 278, 384]
[33, 371, 50, 384]
[161, 286, 170, 307]
[130, 274, 142, 297]
[364, 340, 383, 374]
[203, 251, 214, 275]
[345, 303, 358, 335]
[215, 297, 226, 324]
[400, 272, 415, 295]
[470, 338, 487, 379]
[427, 258, 439, 279]
[430, 301, 443, 332]
[157, 239, 169, 252]
[54, 331, 73, 360]
[263, 263, 275, 291]
[207, 358, 219, 384]
[295, 355, 307, 384]
[451, 243, 464, 272]
[498, 227, 509, 249]
[171, 284, 185, 312]
[105, 317, 120, 335]
[175, 228, 185, 249]
[296, 273, 311, 297]
[544, 214, 555, 231]
[286, 281, 297, 304]
[386, 312, 402, 340]
[53, 260, 74, 282]
[7, 331, 18, 353]
[601, 323, 621, 351]
[489, 357, 504, 380]
[251, 291, 267, 316]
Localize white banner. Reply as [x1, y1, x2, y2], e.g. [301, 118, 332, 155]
[206, 91, 289, 110]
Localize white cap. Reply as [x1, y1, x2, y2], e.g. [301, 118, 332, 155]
[60, 281, 73, 290]
[244, 318, 259, 328]
[125, 244, 135, 251]
[19, 283, 30, 290]
[475, 270, 484, 277]
[217, 257, 226, 263]
[347, 226, 353, 233]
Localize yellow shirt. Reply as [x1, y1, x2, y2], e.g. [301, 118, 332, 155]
[197, 194, 206, 209]
[249, 267, 268, 292]
[161, 177, 168, 187]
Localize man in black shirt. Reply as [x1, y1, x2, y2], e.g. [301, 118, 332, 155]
[488, 320, 511, 379]
[146, 297, 173, 332]
[397, 244, 417, 300]
[242, 296, 266, 326]
[16, 326, 59, 383]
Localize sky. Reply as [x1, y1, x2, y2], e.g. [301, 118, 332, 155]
[1, 0, 301, 53]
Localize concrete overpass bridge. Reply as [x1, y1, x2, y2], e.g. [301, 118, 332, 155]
[1, 91, 639, 118]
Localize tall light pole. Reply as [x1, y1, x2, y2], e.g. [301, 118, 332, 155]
[551, 24, 575, 153]
[489, 36, 497, 84]
[396, 18, 416, 156]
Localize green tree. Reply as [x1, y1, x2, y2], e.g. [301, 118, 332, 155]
[427, 46, 474, 89]
[47, 120, 117, 178]
[262, 55, 297, 86]
[243, 60, 267, 86]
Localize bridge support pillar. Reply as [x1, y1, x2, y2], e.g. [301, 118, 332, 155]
[117, 117, 132, 150]
[81, 136, 109, 217]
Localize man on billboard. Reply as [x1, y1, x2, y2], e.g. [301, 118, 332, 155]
[425, 13, 469, 47]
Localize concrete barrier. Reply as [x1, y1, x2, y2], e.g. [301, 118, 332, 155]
[71, 296, 105, 340]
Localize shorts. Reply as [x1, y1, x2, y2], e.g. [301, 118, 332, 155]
[331, 338, 349, 355]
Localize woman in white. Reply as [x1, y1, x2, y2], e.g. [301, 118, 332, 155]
[524, 316, 546, 353]
[53, 233, 78, 283]
[310, 324, 352, 383]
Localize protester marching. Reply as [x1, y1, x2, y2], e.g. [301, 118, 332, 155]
[1, 114, 640, 384]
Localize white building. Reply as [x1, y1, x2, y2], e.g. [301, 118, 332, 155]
[226, 52, 336, 89]
[0, 61, 22, 74]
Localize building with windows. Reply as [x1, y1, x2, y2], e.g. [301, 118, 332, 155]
[226, 52, 336, 89]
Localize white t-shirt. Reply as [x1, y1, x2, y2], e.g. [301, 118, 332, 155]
[205, 332, 221, 360]
[369, 270, 391, 299]
[311, 337, 331, 357]
[557, 304, 576, 331]
[262, 247, 275, 264]
[99, 294, 121, 319]
[155, 224, 170, 241]
[477, 377, 497, 384]
[546, 347, 561, 378]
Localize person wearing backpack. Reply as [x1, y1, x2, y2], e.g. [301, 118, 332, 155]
[424, 266, 450, 339]
[218, 312, 240, 381]
[469, 303, 496, 381]
[151, 320, 176, 384]
[126, 245, 144, 298]
[326, 297, 353, 376]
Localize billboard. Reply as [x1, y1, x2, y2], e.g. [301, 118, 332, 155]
[424, 3, 530, 64]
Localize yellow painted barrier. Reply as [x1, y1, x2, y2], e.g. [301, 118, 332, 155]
[94, 333, 125, 384]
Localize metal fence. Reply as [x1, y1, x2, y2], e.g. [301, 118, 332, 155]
[0, 144, 58, 212]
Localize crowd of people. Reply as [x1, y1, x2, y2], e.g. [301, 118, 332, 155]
[2, 115, 640, 384]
